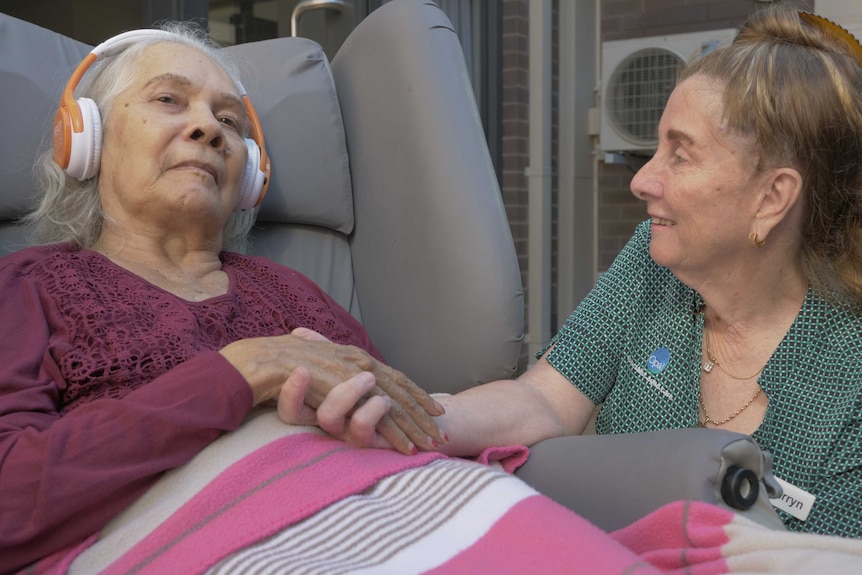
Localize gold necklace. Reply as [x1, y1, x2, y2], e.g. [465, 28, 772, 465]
[698, 387, 762, 427]
[701, 331, 767, 380]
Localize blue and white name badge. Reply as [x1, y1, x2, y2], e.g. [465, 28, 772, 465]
[646, 347, 670, 374]
[770, 477, 815, 521]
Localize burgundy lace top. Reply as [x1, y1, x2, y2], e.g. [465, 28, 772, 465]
[0, 244, 380, 573]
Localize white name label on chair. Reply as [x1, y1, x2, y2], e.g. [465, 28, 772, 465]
[769, 476, 815, 521]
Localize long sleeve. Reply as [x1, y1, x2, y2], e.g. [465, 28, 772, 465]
[0, 247, 384, 573]
[0, 254, 253, 573]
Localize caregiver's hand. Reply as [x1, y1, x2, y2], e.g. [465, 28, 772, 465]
[277, 366, 397, 450]
[219, 328, 446, 454]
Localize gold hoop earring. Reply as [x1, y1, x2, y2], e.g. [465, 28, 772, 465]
[748, 232, 766, 248]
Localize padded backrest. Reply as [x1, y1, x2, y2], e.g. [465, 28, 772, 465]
[0, 14, 90, 256]
[0, 0, 525, 395]
[332, 0, 524, 392]
[224, 38, 361, 317]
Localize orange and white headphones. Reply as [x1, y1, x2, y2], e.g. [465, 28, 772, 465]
[52, 29, 270, 210]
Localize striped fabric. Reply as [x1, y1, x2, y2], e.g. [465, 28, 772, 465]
[35, 410, 862, 575]
[63, 411, 653, 575]
[207, 459, 534, 574]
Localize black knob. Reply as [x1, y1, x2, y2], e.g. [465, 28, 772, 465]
[721, 466, 759, 510]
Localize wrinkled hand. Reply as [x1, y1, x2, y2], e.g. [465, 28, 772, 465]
[277, 365, 396, 450]
[219, 329, 446, 454]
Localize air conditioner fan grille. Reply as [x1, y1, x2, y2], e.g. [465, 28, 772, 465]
[606, 47, 684, 146]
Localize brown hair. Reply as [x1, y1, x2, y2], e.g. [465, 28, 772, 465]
[680, 4, 862, 304]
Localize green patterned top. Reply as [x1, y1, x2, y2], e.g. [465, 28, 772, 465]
[545, 221, 862, 538]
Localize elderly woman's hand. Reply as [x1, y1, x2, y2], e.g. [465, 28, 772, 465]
[219, 330, 446, 454]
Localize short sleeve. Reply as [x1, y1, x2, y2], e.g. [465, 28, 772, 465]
[545, 222, 653, 404]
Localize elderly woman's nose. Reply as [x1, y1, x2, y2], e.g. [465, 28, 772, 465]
[188, 127, 224, 149]
[630, 160, 662, 200]
[186, 108, 225, 150]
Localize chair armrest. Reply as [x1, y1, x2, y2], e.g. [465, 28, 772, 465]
[514, 428, 785, 532]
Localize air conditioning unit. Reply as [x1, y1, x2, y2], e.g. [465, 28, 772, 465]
[600, 29, 738, 154]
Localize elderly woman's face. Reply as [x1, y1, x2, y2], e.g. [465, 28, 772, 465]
[630, 74, 767, 280]
[97, 42, 247, 234]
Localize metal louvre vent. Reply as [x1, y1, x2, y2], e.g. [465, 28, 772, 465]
[605, 47, 684, 147]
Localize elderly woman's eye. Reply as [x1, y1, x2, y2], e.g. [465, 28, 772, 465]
[157, 95, 176, 104]
[669, 146, 689, 165]
[219, 116, 241, 130]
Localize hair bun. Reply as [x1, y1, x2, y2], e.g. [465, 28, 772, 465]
[798, 11, 862, 67]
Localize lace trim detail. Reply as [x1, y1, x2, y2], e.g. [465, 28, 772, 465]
[27, 250, 363, 414]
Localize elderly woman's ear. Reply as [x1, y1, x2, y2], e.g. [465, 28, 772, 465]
[752, 167, 804, 243]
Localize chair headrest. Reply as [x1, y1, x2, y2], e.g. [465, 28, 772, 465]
[0, 14, 90, 219]
[225, 38, 353, 234]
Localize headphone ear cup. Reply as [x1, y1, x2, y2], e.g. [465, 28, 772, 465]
[65, 97, 102, 181]
[235, 138, 264, 211]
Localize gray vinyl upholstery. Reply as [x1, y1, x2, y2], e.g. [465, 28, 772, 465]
[224, 37, 361, 321]
[331, 1, 525, 390]
[515, 428, 786, 532]
[0, 15, 90, 256]
[0, 0, 525, 395]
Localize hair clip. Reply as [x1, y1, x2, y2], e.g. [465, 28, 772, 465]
[799, 11, 862, 68]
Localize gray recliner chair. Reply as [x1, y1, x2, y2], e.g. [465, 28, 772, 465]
[0, 0, 783, 534]
[0, 0, 525, 395]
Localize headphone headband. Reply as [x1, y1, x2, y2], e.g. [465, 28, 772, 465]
[91, 29, 179, 58]
[53, 28, 270, 209]
[56, 30, 181, 143]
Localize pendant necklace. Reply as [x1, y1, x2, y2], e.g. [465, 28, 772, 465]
[701, 331, 766, 380]
[699, 329, 765, 428]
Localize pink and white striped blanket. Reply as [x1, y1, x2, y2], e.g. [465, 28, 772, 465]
[23, 409, 862, 575]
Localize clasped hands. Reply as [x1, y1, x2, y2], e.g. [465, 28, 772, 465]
[220, 328, 446, 455]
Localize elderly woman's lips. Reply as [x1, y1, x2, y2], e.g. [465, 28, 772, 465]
[174, 162, 218, 182]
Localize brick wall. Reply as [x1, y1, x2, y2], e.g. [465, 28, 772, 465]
[500, 0, 531, 369]
[597, 163, 646, 270]
[601, 0, 780, 42]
